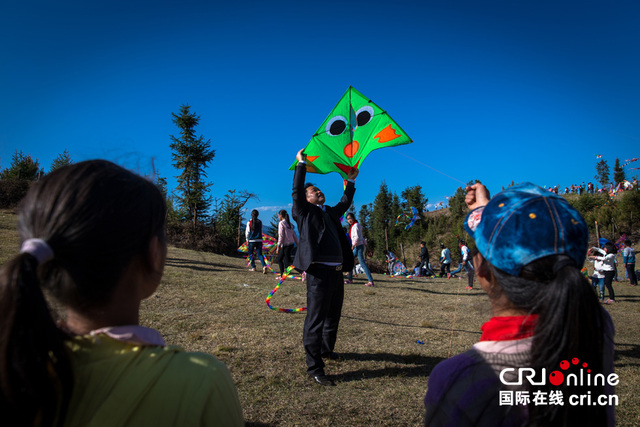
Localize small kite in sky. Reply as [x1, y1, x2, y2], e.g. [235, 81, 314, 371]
[290, 86, 412, 179]
[395, 206, 421, 230]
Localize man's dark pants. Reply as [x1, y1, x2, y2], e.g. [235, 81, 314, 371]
[626, 263, 637, 285]
[303, 264, 344, 375]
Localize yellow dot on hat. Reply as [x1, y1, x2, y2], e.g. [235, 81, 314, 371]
[529, 213, 537, 219]
[571, 219, 578, 225]
[499, 203, 505, 207]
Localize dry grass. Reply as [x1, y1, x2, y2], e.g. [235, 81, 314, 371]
[1, 209, 639, 426]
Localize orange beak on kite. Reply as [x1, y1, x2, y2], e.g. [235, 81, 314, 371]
[375, 124, 401, 143]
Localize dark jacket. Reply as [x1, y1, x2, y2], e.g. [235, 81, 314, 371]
[419, 246, 429, 263]
[291, 164, 355, 272]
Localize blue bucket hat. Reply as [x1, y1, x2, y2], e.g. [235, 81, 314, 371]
[464, 183, 588, 276]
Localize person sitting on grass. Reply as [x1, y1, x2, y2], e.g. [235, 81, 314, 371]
[424, 182, 615, 426]
[0, 160, 243, 427]
[384, 250, 398, 275]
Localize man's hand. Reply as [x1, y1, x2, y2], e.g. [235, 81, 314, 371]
[347, 167, 359, 180]
[465, 183, 491, 211]
[296, 149, 306, 163]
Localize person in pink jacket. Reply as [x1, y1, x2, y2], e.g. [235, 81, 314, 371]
[276, 209, 299, 277]
[345, 213, 375, 286]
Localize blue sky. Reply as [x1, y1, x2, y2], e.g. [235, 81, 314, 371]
[1, 0, 638, 223]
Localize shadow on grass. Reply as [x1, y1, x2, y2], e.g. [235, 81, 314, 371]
[245, 423, 275, 427]
[165, 257, 242, 272]
[614, 294, 640, 302]
[342, 315, 481, 335]
[336, 352, 445, 382]
[614, 342, 640, 367]
[404, 286, 486, 297]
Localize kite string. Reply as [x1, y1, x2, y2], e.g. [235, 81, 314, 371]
[389, 148, 467, 185]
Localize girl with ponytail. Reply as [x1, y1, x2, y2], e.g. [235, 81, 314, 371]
[424, 183, 614, 426]
[0, 160, 243, 426]
[276, 210, 298, 277]
[245, 209, 267, 273]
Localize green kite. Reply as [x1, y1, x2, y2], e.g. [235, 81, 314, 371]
[290, 86, 412, 179]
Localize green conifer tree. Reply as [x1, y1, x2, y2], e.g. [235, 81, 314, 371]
[613, 158, 625, 185]
[595, 159, 610, 188]
[49, 149, 73, 172]
[170, 104, 215, 225]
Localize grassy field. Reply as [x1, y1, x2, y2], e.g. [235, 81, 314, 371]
[1, 209, 639, 426]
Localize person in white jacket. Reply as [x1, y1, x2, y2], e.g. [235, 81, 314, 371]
[588, 247, 606, 300]
[588, 242, 617, 303]
[245, 209, 267, 273]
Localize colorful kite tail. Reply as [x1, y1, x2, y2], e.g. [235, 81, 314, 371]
[265, 265, 307, 313]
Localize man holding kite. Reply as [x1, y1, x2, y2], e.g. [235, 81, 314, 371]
[288, 86, 412, 386]
[292, 149, 357, 387]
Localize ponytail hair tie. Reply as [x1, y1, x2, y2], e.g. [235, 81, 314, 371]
[552, 257, 576, 276]
[20, 238, 54, 264]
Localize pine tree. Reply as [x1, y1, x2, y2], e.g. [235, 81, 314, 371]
[267, 213, 280, 237]
[170, 104, 215, 225]
[613, 158, 625, 185]
[371, 182, 393, 257]
[358, 203, 372, 236]
[1, 150, 43, 181]
[49, 149, 73, 172]
[595, 159, 610, 188]
[212, 190, 255, 245]
[400, 184, 428, 240]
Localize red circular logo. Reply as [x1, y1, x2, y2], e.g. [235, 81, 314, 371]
[549, 371, 564, 386]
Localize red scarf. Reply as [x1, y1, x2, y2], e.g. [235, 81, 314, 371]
[349, 221, 358, 235]
[479, 315, 538, 342]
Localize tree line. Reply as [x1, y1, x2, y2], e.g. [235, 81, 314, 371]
[2, 105, 638, 262]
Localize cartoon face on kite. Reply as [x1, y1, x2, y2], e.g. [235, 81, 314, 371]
[290, 86, 412, 179]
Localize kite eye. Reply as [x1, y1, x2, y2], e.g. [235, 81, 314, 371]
[355, 106, 374, 127]
[326, 116, 347, 136]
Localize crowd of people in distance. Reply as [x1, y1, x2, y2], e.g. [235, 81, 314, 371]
[0, 152, 627, 426]
[544, 178, 638, 196]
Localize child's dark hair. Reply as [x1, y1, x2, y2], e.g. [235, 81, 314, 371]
[346, 213, 356, 221]
[279, 209, 293, 229]
[250, 209, 261, 231]
[0, 160, 166, 426]
[603, 242, 617, 254]
[483, 254, 607, 426]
